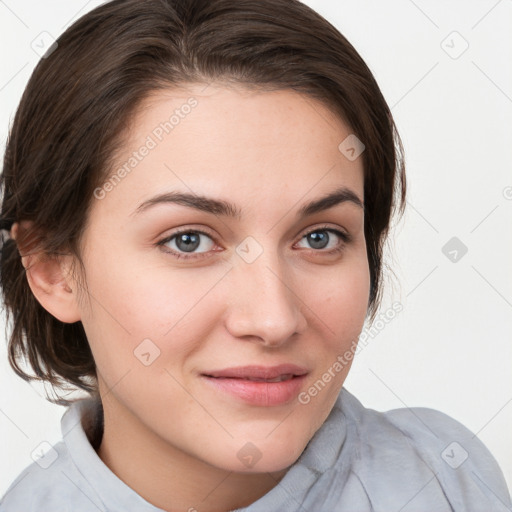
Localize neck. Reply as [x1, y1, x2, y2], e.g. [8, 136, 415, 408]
[95, 391, 288, 512]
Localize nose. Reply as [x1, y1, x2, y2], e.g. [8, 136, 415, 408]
[224, 249, 308, 347]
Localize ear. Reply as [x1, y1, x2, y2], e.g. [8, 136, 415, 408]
[11, 221, 82, 323]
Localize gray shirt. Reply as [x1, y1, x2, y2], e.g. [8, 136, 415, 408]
[1, 388, 510, 511]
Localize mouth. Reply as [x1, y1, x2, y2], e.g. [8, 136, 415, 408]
[203, 364, 308, 380]
[229, 374, 296, 383]
[201, 364, 309, 406]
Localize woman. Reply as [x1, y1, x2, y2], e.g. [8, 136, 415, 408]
[0, 0, 510, 510]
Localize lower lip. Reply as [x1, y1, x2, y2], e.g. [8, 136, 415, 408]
[202, 375, 307, 406]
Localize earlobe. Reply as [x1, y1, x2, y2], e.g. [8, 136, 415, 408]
[11, 221, 82, 324]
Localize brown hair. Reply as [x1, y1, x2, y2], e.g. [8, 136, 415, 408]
[0, 0, 406, 404]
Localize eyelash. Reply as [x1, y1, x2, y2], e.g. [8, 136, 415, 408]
[156, 224, 351, 261]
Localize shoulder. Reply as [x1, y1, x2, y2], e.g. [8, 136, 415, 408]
[384, 405, 508, 484]
[0, 439, 105, 512]
[336, 389, 512, 510]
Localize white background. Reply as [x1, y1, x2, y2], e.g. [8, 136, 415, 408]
[1, 0, 511, 498]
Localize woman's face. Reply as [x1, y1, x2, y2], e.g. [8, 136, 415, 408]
[74, 83, 369, 473]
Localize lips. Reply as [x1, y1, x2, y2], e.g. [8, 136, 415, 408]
[203, 364, 308, 381]
[201, 364, 309, 406]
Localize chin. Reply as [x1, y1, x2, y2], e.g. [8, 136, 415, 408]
[253, 449, 305, 474]
[207, 431, 310, 474]
[226, 451, 304, 475]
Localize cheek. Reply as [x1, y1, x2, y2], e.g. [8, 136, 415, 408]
[300, 254, 370, 342]
[296, 258, 370, 427]
[78, 249, 229, 367]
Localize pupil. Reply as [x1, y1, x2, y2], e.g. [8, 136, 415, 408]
[177, 233, 200, 252]
[309, 231, 328, 249]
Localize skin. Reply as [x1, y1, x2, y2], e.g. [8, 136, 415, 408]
[16, 82, 370, 512]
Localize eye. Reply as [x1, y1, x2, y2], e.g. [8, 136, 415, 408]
[157, 229, 217, 260]
[157, 225, 351, 261]
[295, 226, 350, 254]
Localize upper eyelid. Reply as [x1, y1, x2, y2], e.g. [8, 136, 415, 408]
[159, 226, 216, 244]
[298, 224, 350, 241]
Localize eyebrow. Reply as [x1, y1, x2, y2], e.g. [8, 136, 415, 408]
[132, 186, 363, 219]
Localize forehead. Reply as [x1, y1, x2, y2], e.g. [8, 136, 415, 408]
[96, 83, 364, 219]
